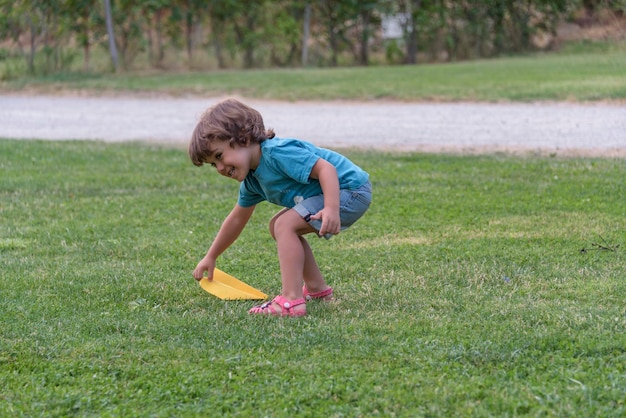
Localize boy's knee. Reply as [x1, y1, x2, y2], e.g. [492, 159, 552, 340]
[273, 209, 316, 238]
[269, 208, 289, 240]
[271, 214, 291, 239]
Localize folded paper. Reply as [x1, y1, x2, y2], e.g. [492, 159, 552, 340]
[199, 268, 267, 300]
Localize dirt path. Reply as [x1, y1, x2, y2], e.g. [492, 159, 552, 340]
[1, 94, 625, 157]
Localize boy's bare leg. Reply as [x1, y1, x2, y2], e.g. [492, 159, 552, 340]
[270, 209, 330, 301]
[271, 209, 314, 301]
[298, 236, 331, 295]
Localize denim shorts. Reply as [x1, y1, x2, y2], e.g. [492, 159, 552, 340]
[293, 181, 372, 239]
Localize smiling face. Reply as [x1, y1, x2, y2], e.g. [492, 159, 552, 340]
[204, 140, 261, 182]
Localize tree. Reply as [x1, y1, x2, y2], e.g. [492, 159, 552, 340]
[264, 0, 303, 67]
[178, 0, 205, 65]
[354, 0, 382, 66]
[0, 0, 30, 69]
[67, 0, 99, 71]
[231, 0, 266, 68]
[109, 0, 146, 69]
[0, 0, 74, 74]
[143, 0, 171, 68]
[317, 0, 348, 66]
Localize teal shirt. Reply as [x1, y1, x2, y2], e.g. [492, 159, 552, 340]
[238, 138, 369, 208]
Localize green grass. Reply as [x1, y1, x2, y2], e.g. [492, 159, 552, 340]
[1, 139, 625, 416]
[2, 44, 626, 102]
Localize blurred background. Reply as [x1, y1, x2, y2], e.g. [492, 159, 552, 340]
[0, 0, 624, 78]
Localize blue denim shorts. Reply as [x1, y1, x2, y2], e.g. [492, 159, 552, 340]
[293, 181, 372, 239]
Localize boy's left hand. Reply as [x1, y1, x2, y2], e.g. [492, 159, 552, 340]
[310, 208, 341, 236]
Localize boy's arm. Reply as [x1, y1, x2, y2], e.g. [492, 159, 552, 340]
[193, 203, 256, 280]
[309, 158, 341, 236]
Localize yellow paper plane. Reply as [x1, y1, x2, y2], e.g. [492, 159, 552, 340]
[199, 268, 268, 300]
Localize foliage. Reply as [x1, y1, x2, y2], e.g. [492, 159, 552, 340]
[0, 0, 609, 74]
[1, 139, 625, 416]
[389, 0, 574, 62]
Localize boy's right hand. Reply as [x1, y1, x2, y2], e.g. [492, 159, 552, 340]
[193, 256, 216, 281]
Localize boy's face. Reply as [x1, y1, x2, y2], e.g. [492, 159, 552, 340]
[205, 141, 259, 182]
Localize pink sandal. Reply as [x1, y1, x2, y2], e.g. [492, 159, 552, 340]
[303, 286, 333, 301]
[249, 295, 306, 317]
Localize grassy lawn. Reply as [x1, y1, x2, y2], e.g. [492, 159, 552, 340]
[2, 43, 626, 102]
[1, 139, 624, 416]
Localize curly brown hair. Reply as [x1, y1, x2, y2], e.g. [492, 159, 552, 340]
[189, 99, 275, 167]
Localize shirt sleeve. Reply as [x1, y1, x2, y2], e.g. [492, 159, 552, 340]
[238, 177, 265, 207]
[268, 140, 320, 184]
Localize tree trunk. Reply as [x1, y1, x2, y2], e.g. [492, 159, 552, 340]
[145, 12, 154, 66]
[103, 0, 119, 71]
[186, 6, 193, 63]
[155, 9, 164, 67]
[83, 43, 90, 71]
[83, 9, 91, 71]
[328, 22, 338, 67]
[359, 9, 370, 66]
[233, 17, 255, 69]
[301, 2, 311, 66]
[28, 17, 36, 74]
[210, 15, 226, 69]
[405, 0, 420, 64]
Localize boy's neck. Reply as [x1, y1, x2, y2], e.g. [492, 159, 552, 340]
[250, 143, 262, 170]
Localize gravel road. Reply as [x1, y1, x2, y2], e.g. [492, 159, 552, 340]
[1, 94, 624, 156]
